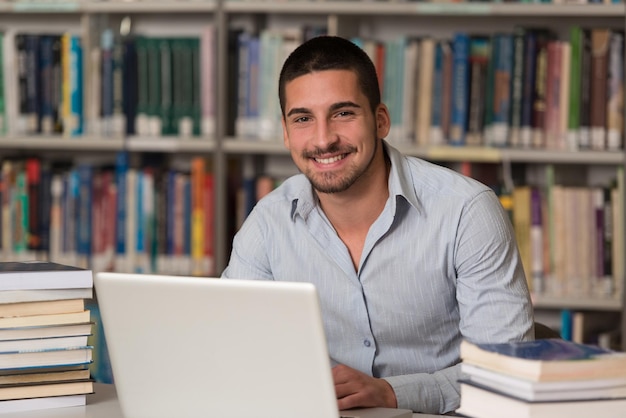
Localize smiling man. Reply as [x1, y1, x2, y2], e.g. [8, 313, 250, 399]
[222, 35, 533, 414]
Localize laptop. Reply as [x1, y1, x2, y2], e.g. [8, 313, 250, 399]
[94, 272, 413, 418]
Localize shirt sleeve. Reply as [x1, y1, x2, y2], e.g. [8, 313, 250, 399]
[221, 209, 273, 280]
[384, 364, 461, 414]
[454, 190, 534, 343]
[387, 190, 534, 414]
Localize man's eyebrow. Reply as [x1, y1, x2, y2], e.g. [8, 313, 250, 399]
[330, 101, 361, 112]
[286, 101, 361, 118]
[286, 107, 310, 117]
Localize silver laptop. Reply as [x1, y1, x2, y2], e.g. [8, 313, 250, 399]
[94, 272, 412, 418]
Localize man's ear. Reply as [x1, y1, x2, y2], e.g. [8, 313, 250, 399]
[376, 104, 391, 139]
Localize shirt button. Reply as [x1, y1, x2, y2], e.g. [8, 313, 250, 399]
[363, 339, 371, 347]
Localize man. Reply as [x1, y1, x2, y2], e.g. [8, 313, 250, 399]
[222, 35, 533, 414]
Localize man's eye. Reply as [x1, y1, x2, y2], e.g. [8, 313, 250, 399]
[295, 116, 310, 123]
[337, 111, 353, 117]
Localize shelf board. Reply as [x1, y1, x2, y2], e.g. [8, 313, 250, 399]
[533, 295, 623, 311]
[84, 0, 217, 13]
[223, 1, 624, 17]
[126, 136, 216, 152]
[0, 136, 125, 151]
[222, 139, 626, 164]
[504, 148, 624, 164]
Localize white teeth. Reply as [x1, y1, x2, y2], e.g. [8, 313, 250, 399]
[315, 155, 344, 164]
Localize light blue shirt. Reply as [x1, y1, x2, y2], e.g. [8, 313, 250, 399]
[222, 141, 534, 414]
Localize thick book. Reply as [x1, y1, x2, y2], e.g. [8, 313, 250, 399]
[0, 379, 93, 401]
[460, 339, 626, 382]
[461, 363, 626, 402]
[0, 261, 92, 291]
[458, 380, 626, 418]
[0, 298, 85, 318]
[0, 367, 89, 385]
[0, 309, 90, 329]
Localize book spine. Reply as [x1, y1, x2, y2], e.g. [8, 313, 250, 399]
[606, 30, 623, 151]
[509, 27, 525, 148]
[158, 38, 173, 136]
[134, 36, 149, 136]
[39, 35, 54, 135]
[532, 35, 550, 148]
[26, 158, 41, 252]
[579, 29, 592, 149]
[520, 30, 537, 148]
[449, 32, 470, 146]
[466, 36, 489, 147]
[25, 34, 40, 134]
[191, 157, 205, 276]
[491, 33, 513, 147]
[590, 28, 610, 150]
[416, 37, 434, 146]
[114, 151, 128, 272]
[430, 41, 444, 145]
[567, 26, 583, 150]
[122, 37, 137, 135]
[200, 24, 216, 137]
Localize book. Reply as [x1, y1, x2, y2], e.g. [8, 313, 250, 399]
[0, 261, 92, 291]
[0, 367, 89, 385]
[0, 310, 90, 328]
[460, 339, 626, 382]
[458, 380, 626, 418]
[0, 379, 93, 401]
[0, 346, 92, 370]
[0, 334, 90, 353]
[449, 32, 470, 146]
[0, 288, 92, 304]
[461, 363, 626, 402]
[0, 393, 86, 414]
[0, 298, 84, 317]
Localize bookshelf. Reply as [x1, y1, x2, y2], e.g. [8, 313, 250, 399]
[0, 0, 625, 349]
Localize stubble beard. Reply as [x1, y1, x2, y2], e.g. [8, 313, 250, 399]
[301, 134, 379, 194]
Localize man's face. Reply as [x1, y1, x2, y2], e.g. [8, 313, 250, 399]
[281, 69, 389, 194]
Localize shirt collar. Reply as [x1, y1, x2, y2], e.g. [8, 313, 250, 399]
[289, 140, 421, 221]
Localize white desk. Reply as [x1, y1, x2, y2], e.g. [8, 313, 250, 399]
[9, 383, 445, 417]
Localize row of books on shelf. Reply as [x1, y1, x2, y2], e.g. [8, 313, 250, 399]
[457, 338, 626, 417]
[0, 153, 216, 276]
[0, 260, 95, 414]
[0, 25, 216, 138]
[509, 181, 623, 300]
[232, 25, 624, 150]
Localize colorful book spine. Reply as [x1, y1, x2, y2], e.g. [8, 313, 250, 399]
[491, 32, 513, 147]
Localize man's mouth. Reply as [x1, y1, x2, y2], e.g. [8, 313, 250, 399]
[314, 154, 348, 164]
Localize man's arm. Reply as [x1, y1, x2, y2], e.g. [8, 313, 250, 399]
[381, 190, 534, 414]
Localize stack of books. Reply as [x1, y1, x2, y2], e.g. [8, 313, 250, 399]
[457, 338, 626, 417]
[0, 261, 94, 414]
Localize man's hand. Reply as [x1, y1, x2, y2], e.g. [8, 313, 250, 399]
[332, 364, 398, 410]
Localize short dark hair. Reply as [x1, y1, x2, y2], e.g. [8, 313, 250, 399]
[278, 36, 381, 116]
